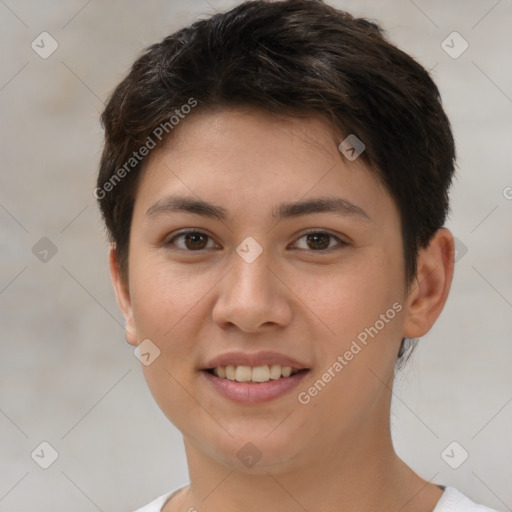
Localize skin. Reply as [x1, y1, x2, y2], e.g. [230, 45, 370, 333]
[110, 108, 455, 512]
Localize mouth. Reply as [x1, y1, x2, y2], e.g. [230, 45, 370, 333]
[203, 364, 309, 383]
[201, 364, 311, 404]
[200, 351, 311, 403]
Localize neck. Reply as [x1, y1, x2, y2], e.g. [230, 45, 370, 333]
[172, 410, 442, 512]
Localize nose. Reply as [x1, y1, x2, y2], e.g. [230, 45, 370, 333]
[211, 248, 293, 333]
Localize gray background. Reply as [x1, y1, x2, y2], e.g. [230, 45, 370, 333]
[1, 1, 511, 511]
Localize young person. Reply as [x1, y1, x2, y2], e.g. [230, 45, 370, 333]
[95, 1, 499, 510]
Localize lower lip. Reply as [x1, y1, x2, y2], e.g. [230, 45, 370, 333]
[200, 370, 310, 404]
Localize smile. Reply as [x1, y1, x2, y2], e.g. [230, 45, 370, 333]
[206, 364, 306, 383]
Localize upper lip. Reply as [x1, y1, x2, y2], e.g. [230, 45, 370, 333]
[202, 351, 310, 370]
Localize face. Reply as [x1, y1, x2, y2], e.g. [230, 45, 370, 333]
[112, 108, 429, 474]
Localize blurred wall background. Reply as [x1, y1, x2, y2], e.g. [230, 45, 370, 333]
[1, 1, 511, 510]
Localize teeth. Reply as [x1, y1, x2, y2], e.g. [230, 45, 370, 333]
[269, 364, 282, 379]
[235, 365, 252, 382]
[212, 364, 299, 383]
[281, 366, 292, 377]
[225, 365, 236, 380]
[252, 365, 270, 382]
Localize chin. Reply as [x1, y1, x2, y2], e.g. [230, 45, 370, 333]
[199, 422, 311, 474]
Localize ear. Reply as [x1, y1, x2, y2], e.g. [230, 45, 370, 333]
[109, 245, 138, 346]
[402, 228, 455, 338]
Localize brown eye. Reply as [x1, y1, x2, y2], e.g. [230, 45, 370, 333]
[306, 232, 331, 250]
[166, 231, 215, 251]
[293, 231, 347, 251]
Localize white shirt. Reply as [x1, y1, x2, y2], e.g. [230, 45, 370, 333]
[133, 485, 499, 511]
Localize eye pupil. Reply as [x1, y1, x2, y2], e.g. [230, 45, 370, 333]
[185, 232, 208, 250]
[307, 233, 330, 250]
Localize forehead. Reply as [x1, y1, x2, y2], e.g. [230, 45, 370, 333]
[132, 108, 396, 225]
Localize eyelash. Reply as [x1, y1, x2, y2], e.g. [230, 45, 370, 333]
[164, 229, 348, 253]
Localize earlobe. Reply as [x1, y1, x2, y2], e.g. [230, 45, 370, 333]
[402, 228, 455, 338]
[109, 245, 138, 346]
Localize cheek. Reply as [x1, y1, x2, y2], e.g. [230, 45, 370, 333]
[298, 251, 405, 387]
[128, 256, 214, 430]
[129, 252, 211, 340]
[298, 254, 403, 340]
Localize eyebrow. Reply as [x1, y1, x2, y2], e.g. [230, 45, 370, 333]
[146, 195, 370, 222]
